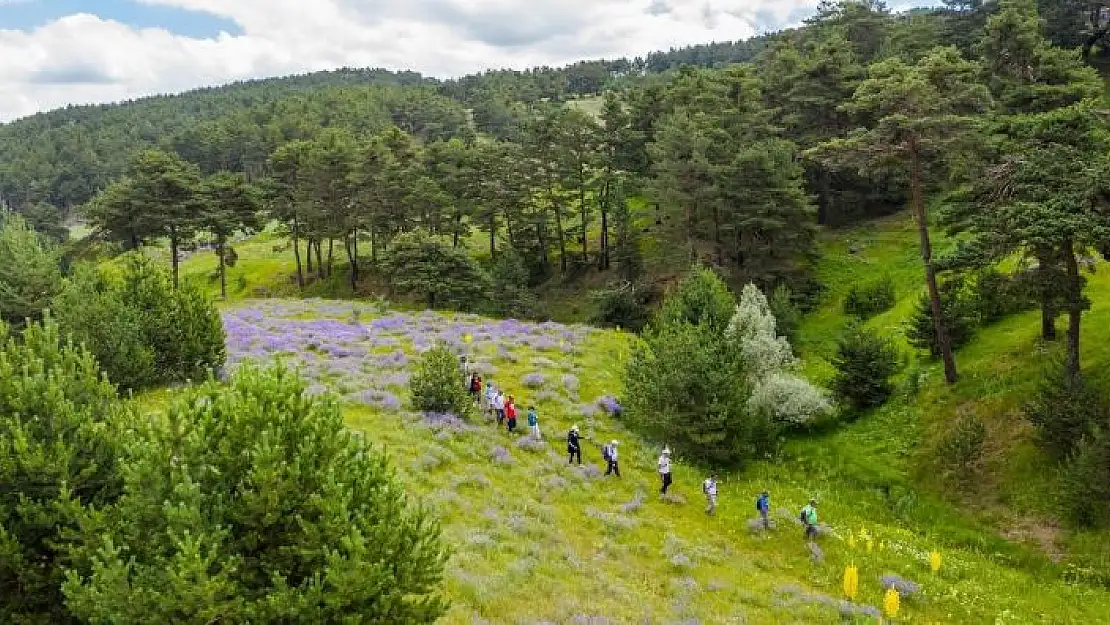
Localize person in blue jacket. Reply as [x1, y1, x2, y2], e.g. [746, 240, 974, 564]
[756, 491, 771, 529]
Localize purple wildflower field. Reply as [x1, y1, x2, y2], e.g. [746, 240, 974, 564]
[222, 299, 595, 412]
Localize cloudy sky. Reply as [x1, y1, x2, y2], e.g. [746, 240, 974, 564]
[0, 0, 935, 123]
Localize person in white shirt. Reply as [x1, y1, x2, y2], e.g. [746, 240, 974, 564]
[658, 448, 672, 495]
[703, 474, 718, 516]
[493, 392, 506, 427]
[603, 440, 620, 477]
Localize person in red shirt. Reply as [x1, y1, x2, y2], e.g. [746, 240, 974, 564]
[505, 396, 518, 433]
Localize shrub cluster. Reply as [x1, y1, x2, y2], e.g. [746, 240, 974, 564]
[52, 254, 225, 390]
[831, 325, 900, 414]
[843, 277, 896, 319]
[411, 344, 475, 418]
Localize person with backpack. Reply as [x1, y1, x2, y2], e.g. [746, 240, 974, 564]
[567, 425, 582, 465]
[702, 474, 718, 516]
[658, 448, 672, 495]
[800, 499, 819, 540]
[527, 406, 541, 439]
[484, 382, 496, 415]
[603, 440, 620, 477]
[756, 491, 771, 529]
[505, 395, 518, 433]
[469, 374, 482, 402]
[460, 356, 470, 386]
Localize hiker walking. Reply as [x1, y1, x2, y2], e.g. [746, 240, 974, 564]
[469, 374, 482, 403]
[800, 499, 819, 540]
[484, 382, 496, 415]
[493, 390, 506, 427]
[756, 491, 771, 529]
[658, 448, 672, 495]
[702, 474, 718, 516]
[603, 440, 620, 477]
[567, 425, 582, 465]
[459, 356, 470, 386]
[527, 405, 541, 439]
[505, 396, 518, 433]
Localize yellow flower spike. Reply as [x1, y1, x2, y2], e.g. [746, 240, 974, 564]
[930, 550, 942, 574]
[843, 563, 859, 601]
[462, 333, 473, 344]
[883, 587, 901, 619]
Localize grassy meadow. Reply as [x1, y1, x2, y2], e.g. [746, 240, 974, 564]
[131, 211, 1110, 622]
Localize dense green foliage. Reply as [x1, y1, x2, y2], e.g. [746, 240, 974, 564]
[624, 271, 827, 465]
[843, 277, 896, 319]
[831, 325, 900, 413]
[63, 365, 448, 622]
[384, 230, 492, 310]
[0, 211, 61, 326]
[410, 345, 475, 419]
[53, 255, 225, 390]
[0, 318, 126, 624]
[906, 282, 979, 358]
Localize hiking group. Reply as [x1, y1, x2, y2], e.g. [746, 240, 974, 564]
[460, 356, 822, 541]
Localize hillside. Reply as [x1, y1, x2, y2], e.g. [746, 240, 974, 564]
[186, 296, 1110, 623]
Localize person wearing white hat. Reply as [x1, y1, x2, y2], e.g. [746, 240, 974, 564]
[567, 425, 582, 465]
[603, 440, 620, 477]
[658, 447, 672, 495]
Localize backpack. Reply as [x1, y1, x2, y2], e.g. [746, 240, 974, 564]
[799, 509, 807, 524]
[602, 445, 612, 461]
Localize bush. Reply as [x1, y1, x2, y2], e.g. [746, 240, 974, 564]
[905, 281, 977, 358]
[843, 277, 895, 319]
[0, 318, 126, 623]
[973, 268, 1035, 325]
[53, 255, 225, 390]
[937, 410, 987, 488]
[411, 344, 474, 418]
[0, 210, 62, 326]
[384, 229, 492, 311]
[1061, 428, 1110, 529]
[624, 322, 774, 466]
[655, 266, 736, 334]
[591, 282, 657, 333]
[487, 248, 539, 319]
[63, 365, 448, 622]
[768, 284, 802, 346]
[831, 326, 899, 413]
[1025, 364, 1108, 460]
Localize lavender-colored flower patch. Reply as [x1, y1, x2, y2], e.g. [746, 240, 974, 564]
[522, 372, 547, 388]
[350, 389, 401, 411]
[597, 395, 623, 415]
[562, 374, 579, 393]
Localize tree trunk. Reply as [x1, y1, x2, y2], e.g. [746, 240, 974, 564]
[452, 209, 463, 247]
[599, 176, 611, 270]
[551, 189, 568, 273]
[217, 235, 227, 300]
[326, 238, 334, 278]
[346, 231, 359, 291]
[169, 227, 180, 290]
[1064, 238, 1083, 377]
[371, 227, 378, 264]
[315, 239, 324, 281]
[579, 175, 589, 265]
[305, 237, 314, 274]
[1037, 248, 1057, 341]
[292, 215, 305, 289]
[911, 146, 958, 384]
[489, 214, 497, 259]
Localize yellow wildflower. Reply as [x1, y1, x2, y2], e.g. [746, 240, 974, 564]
[463, 333, 473, 344]
[843, 563, 859, 601]
[883, 587, 900, 619]
[930, 550, 942, 574]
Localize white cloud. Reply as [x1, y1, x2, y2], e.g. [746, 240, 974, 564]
[0, 0, 858, 122]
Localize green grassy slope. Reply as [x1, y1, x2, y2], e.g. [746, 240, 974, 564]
[795, 211, 1110, 570]
[169, 293, 1110, 623]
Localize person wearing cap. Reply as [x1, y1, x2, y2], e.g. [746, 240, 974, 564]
[658, 448, 672, 495]
[567, 425, 582, 465]
[800, 499, 819, 540]
[603, 440, 620, 477]
[702, 474, 718, 516]
[756, 490, 771, 529]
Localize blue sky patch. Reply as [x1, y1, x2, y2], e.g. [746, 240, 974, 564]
[0, 0, 242, 38]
